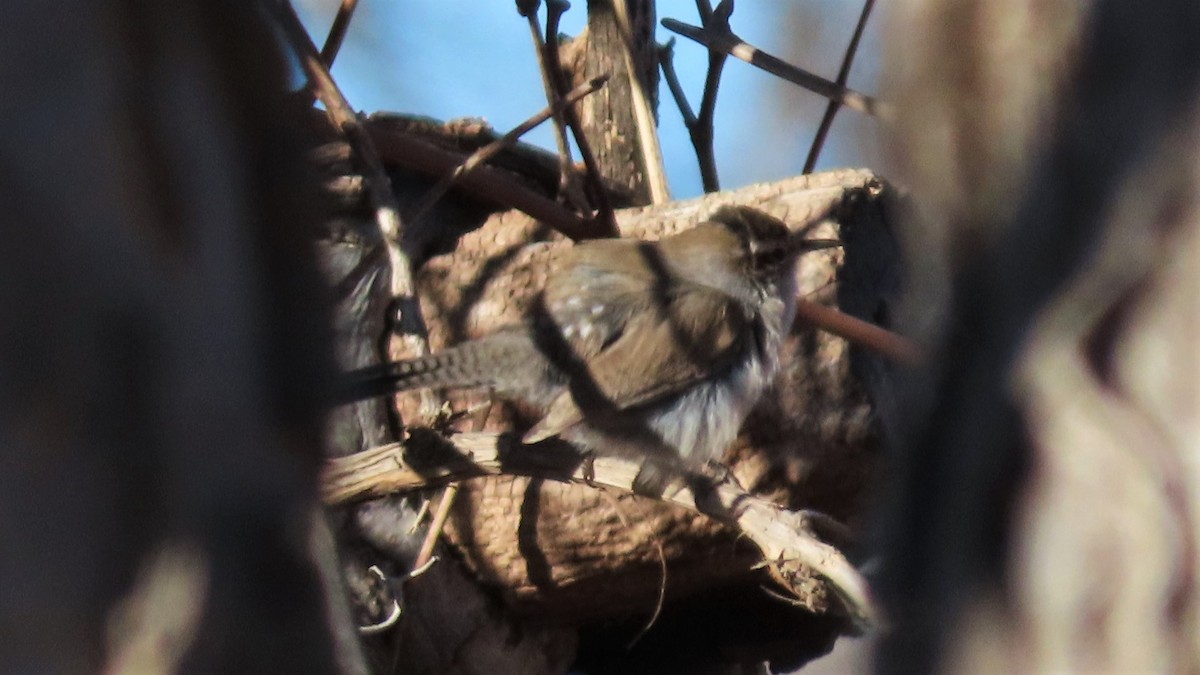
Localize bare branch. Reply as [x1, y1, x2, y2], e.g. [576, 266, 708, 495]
[274, 1, 436, 421]
[365, 122, 598, 241]
[804, 0, 876, 173]
[524, 0, 621, 237]
[657, 0, 732, 193]
[793, 298, 922, 366]
[320, 0, 359, 67]
[320, 434, 876, 626]
[694, 34, 727, 192]
[405, 75, 610, 232]
[661, 14, 888, 119]
[658, 39, 697, 127]
[524, 3, 576, 183]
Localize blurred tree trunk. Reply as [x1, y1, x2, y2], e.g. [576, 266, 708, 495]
[878, 0, 1200, 671]
[0, 1, 362, 672]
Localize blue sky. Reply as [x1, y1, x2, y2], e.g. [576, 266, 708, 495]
[295, 1, 884, 199]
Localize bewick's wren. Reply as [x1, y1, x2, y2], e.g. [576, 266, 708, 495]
[340, 206, 838, 495]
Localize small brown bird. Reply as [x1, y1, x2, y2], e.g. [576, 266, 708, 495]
[340, 206, 838, 495]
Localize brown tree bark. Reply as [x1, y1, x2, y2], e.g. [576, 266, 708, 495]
[573, 0, 668, 206]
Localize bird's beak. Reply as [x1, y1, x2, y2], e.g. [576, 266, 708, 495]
[790, 237, 842, 253]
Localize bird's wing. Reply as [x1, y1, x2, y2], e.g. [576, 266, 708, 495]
[525, 276, 751, 443]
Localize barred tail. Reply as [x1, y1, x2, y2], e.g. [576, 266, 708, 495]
[333, 331, 536, 406]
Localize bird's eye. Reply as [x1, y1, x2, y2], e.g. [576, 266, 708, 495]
[757, 246, 787, 267]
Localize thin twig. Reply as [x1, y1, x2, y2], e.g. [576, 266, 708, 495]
[803, 0, 876, 173]
[408, 382, 499, 577]
[406, 499, 431, 535]
[692, 0, 733, 192]
[596, 490, 667, 648]
[524, 3, 577, 189]
[413, 484, 458, 571]
[661, 15, 888, 119]
[793, 299, 922, 366]
[276, 4, 392, 236]
[526, 0, 620, 237]
[691, 48, 726, 192]
[275, 1, 438, 421]
[658, 39, 697, 126]
[320, 0, 359, 66]
[544, 0, 619, 232]
[405, 75, 610, 231]
[406, 556, 438, 579]
[658, 38, 722, 192]
[658, 1, 731, 192]
[366, 124, 598, 241]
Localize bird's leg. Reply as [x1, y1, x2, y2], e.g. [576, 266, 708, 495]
[702, 458, 744, 491]
[581, 451, 598, 488]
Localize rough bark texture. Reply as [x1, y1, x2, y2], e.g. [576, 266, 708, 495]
[575, 0, 662, 204]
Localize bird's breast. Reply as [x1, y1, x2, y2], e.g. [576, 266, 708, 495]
[643, 320, 779, 467]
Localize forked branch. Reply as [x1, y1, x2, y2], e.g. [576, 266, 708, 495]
[662, 11, 888, 119]
[659, 0, 734, 192]
[804, 0, 877, 173]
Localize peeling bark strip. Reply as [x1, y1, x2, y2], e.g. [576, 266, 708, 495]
[577, 0, 669, 205]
